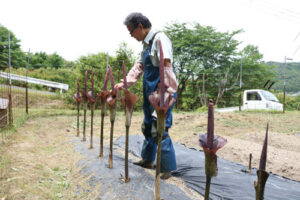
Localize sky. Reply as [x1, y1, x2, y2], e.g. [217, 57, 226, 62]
[1, 0, 300, 63]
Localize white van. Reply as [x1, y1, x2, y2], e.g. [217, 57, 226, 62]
[243, 89, 283, 111]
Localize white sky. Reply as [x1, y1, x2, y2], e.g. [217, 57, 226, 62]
[1, 0, 300, 62]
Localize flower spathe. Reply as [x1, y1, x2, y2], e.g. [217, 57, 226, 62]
[98, 68, 110, 105]
[106, 66, 119, 108]
[74, 78, 82, 103]
[199, 134, 227, 154]
[149, 89, 176, 113]
[120, 61, 138, 116]
[74, 93, 82, 103]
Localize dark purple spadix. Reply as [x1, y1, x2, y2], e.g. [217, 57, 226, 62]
[109, 66, 115, 91]
[102, 68, 109, 92]
[122, 61, 128, 90]
[259, 123, 269, 171]
[77, 78, 80, 96]
[84, 71, 87, 92]
[207, 99, 214, 149]
[158, 40, 165, 108]
[91, 70, 94, 96]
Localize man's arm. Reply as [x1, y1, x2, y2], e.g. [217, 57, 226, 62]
[163, 59, 178, 95]
[115, 62, 144, 89]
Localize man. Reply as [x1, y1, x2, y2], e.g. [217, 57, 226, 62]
[115, 12, 178, 179]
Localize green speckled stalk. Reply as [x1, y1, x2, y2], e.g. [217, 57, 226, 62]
[77, 102, 80, 137]
[155, 110, 166, 200]
[99, 107, 105, 157]
[89, 103, 95, 149]
[82, 102, 87, 141]
[204, 151, 218, 200]
[255, 170, 269, 200]
[108, 106, 116, 169]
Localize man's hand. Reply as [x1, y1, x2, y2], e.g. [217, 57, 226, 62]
[114, 82, 124, 90]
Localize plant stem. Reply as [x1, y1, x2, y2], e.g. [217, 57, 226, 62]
[108, 119, 114, 169]
[155, 111, 165, 200]
[89, 104, 94, 149]
[204, 176, 211, 200]
[77, 102, 80, 137]
[99, 111, 105, 157]
[125, 125, 130, 182]
[83, 102, 87, 141]
[255, 170, 269, 200]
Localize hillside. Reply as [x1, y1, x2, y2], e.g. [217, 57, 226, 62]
[267, 61, 300, 94]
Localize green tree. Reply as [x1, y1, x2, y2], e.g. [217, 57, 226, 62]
[29, 52, 48, 69]
[0, 25, 26, 70]
[29, 52, 66, 69]
[164, 22, 242, 107]
[46, 52, 65, 69]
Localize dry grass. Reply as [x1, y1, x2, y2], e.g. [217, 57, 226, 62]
[0, 116, 95, 200]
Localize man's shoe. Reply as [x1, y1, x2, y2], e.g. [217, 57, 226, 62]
[133, 160, 154, 169]
[160, 172, 172, 180]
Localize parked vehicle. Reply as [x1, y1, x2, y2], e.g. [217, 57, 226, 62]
[243, 89, 283, 111]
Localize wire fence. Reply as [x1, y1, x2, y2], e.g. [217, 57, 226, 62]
[0, 68, 66, 143]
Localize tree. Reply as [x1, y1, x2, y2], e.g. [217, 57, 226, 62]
[164, 22, 242, 107]
[46, 52, 65, 69]
[0, 25, 26, 70]
[29, 52, 66, 69]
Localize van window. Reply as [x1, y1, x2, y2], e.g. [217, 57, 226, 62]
[261, 90, 279, 102]
[247, 92, 262, 101]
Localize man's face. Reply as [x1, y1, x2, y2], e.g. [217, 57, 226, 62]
[127, 24, 143, 42]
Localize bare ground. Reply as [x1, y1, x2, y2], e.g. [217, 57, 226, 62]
[1, 110, 300, 199]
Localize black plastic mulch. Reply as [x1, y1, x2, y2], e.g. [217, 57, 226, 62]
[114, 135, 300, 200]
[72, 136, 193, 200]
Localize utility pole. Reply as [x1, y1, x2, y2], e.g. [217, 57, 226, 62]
[26, 49, 30, 114]
[239, 56, 243, 111]
[8, 32, 13, 126]
[8, 32, 11, 85]
[283, 56, 293, 113]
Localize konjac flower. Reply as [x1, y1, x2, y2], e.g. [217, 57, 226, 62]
[120, 61, 138, 182]
[97, 68, 110, 158]
[255, 123, 269, 200]
[198, 99, 227, 200]
[74, 78, 82, 103]
[106, 66, 119, 169]
[148, 40, 176, 200]
[86, 70, 96, 149]
[80, 71, 88, 141]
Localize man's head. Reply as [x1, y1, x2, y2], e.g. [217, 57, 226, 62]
[124, 12, 152, 41]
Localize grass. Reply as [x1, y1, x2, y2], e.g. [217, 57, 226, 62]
[0, 115, 95, 200]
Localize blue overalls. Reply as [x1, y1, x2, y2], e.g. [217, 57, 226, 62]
[140, 34, 177, 172]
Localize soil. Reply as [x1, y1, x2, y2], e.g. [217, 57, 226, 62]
[1, 110, 300, 199]
[171, 111, 300, 182]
